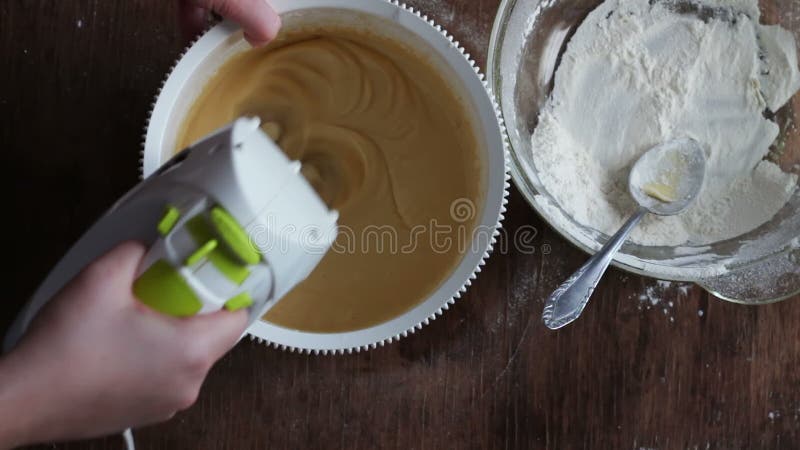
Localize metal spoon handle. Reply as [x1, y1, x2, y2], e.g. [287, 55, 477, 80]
[542, 207, 648, 330]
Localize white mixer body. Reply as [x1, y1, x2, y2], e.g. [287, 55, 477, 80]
[3, 117, 338, 351]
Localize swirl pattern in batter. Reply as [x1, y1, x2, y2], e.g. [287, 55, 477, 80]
[178, 30, 483, 332]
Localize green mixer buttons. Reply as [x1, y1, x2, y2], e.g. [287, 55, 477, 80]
[186, 217, 251, 285]
[209, 207, 261, 265]
[185, 239, 219, 266]
[157, 205, 181, 236]
[133, 260, 202, 317]
[224, 292, 254, 311]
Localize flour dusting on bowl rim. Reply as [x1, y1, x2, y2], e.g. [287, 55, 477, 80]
[142, 0, 511, 354]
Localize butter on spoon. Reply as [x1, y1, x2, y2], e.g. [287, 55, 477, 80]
[542, 138, 707, 330]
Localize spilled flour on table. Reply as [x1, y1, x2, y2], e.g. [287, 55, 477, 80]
[630, 280, 696, 322]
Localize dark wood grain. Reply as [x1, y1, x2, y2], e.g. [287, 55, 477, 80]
[2, 0, 799, 449]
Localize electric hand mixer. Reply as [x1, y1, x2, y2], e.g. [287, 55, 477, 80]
[3, 117, 338, 351]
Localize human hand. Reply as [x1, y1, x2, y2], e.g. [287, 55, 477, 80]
[0, 242, 247, 448]
[178, 0, 282, 46]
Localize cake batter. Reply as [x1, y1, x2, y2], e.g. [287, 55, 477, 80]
[178, 30, 483, 332]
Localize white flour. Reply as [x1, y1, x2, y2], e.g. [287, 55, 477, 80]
[531, 0, 800, 246]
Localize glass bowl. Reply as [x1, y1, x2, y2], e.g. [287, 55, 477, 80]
[487, 0, 800, 303]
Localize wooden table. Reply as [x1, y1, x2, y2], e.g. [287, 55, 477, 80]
[3, 0, 799, 448]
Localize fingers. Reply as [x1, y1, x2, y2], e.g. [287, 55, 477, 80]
[90, 242, 246, 364]
[179, 0, 281, 46]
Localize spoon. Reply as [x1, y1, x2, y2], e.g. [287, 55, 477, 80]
[541, 138, 707, 330]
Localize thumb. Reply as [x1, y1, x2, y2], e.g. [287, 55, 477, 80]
[177, 0, 209, 41]
[179, 309, 249, 361]
[180, 0, 282, 46]
[80, 241, 147, 302]
[89, 242, 248, 358]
